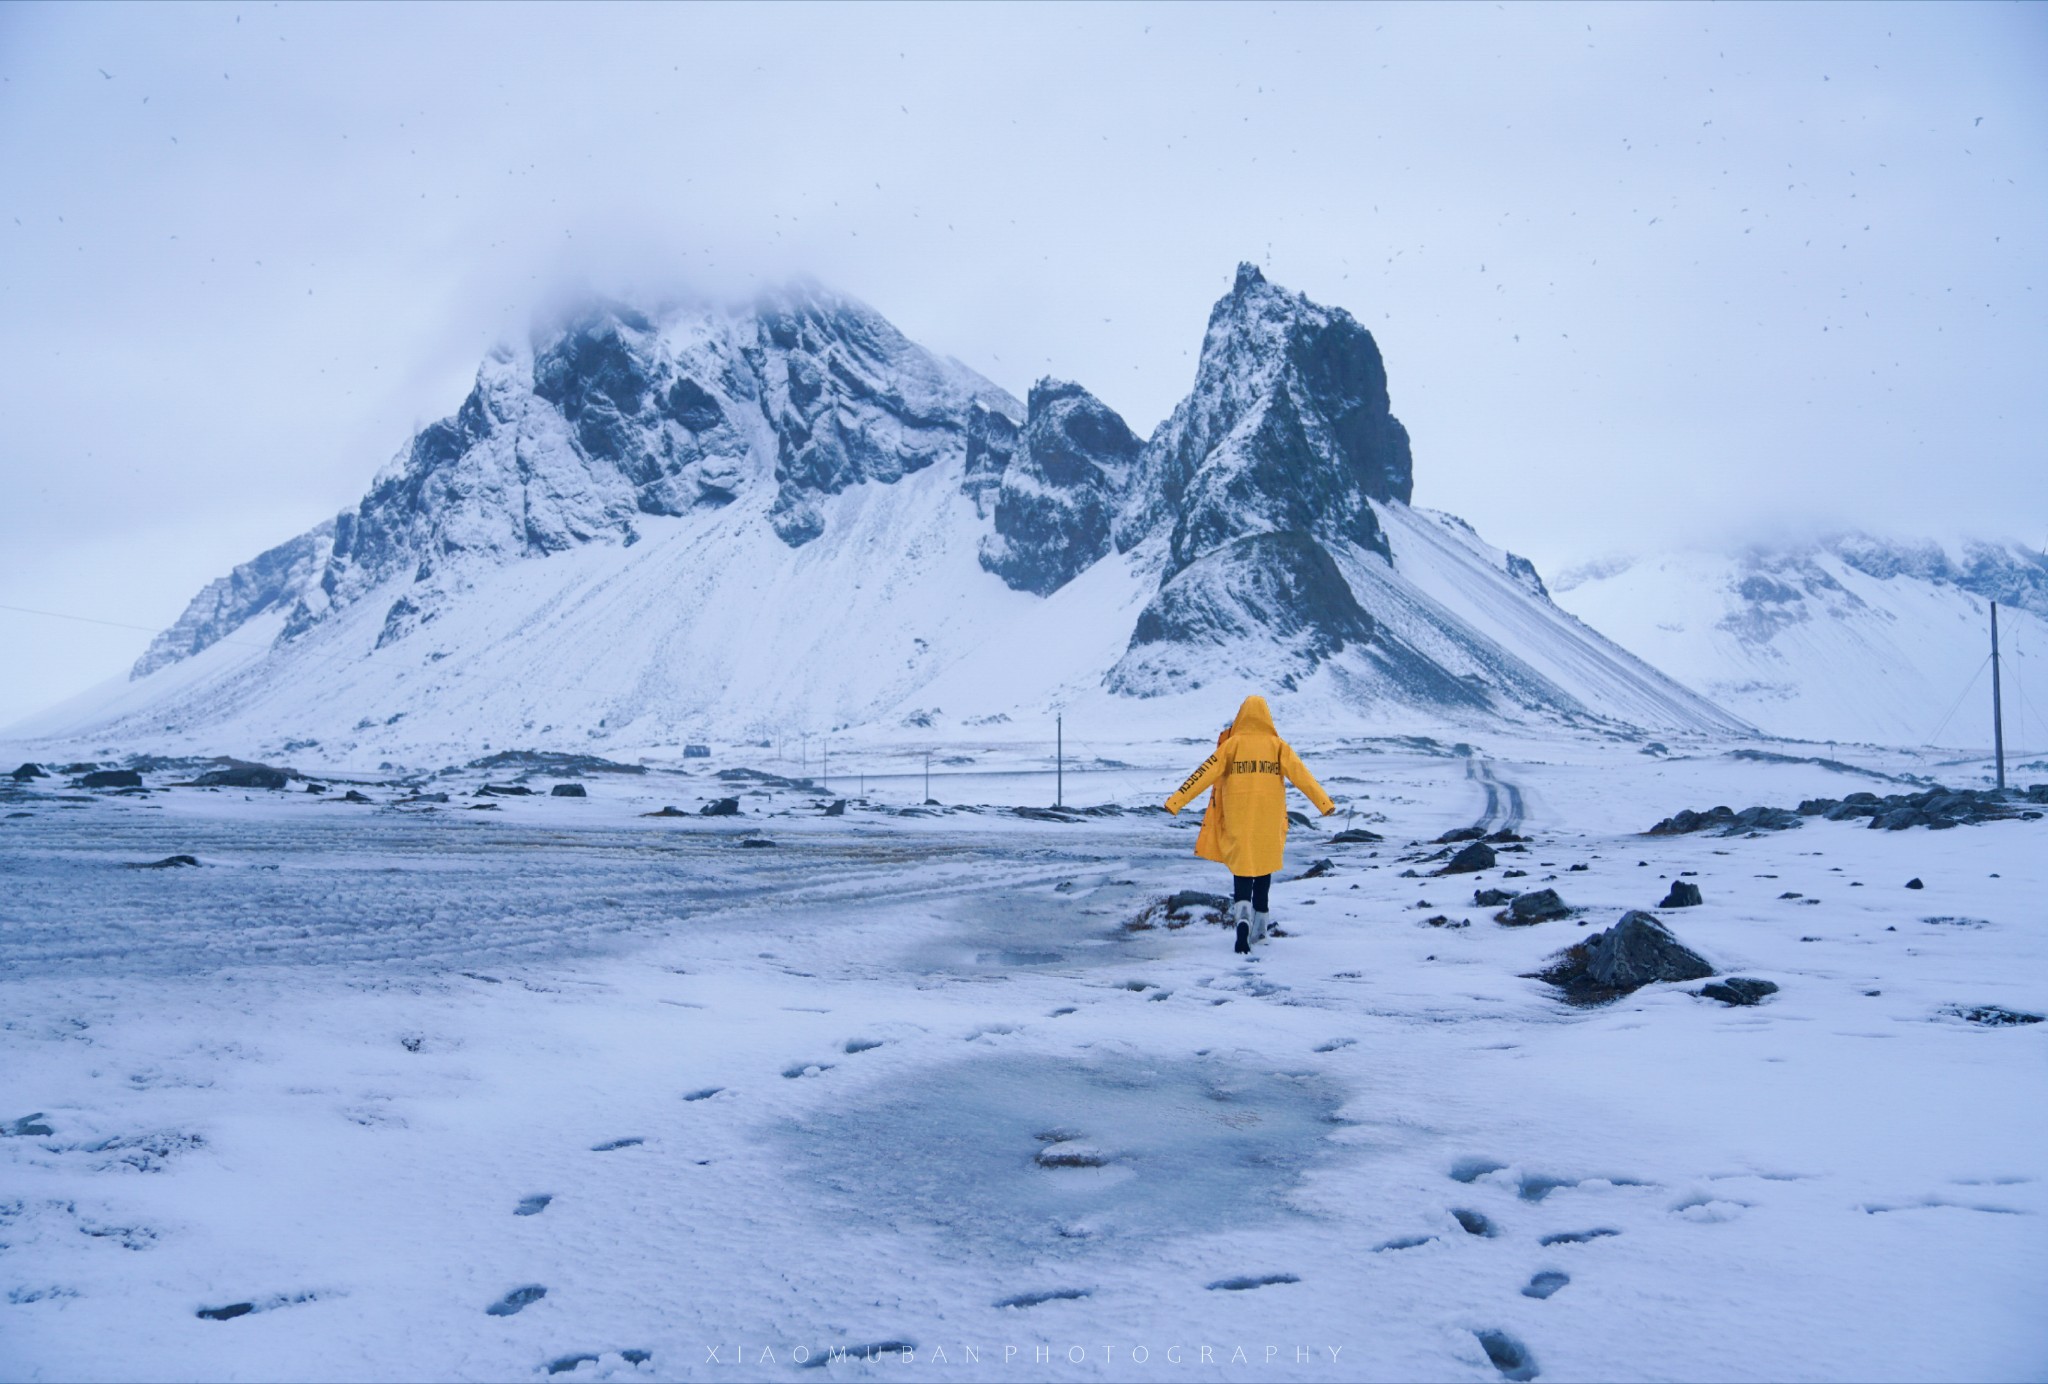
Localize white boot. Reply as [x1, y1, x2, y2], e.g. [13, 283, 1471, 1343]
[1230, 900, 1252, 954]
[1252, 909, 1270, 942]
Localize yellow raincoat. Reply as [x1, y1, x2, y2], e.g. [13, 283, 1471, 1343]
[1163, 695, 1335, 877]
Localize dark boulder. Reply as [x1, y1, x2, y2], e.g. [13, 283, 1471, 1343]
[550, 783, 587, 797]
[823, 799, 846, 817]
[700, 797, 741, 817]
[1659, 880, 1704, 908]
[641, 805, 690, 817]
[1535, 911, 1714, 1003]
[1298, 858, 1336, 879]
[80, 769, 143, 789]
[190, 761, 292, 789]
[1330, 828, 1384, 844]
[1440, 841, 1497, 875]
[1435, 826, 1488, 844]
[1797, 797, 1840, 816]
[1905, 877, 1924, 890]
[478, 784, 533, 796]
[341, 790, 372, 803]
[129, 854, 201, 869]
[1497, 888, 1570, 925]
[1474, 887, 1518, 907]
[1700, 977, 1779, 1006]
[9, 763, 46, 780]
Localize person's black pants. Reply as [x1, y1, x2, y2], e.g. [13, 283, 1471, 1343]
[1232, 873, 1271, 911]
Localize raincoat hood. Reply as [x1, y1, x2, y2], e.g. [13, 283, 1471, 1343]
[1230, 695, 1276, 737]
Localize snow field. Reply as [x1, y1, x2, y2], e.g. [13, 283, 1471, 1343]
[2, 740, 2043, 1381]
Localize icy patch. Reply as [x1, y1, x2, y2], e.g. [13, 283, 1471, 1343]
[779, 1053, 1342, 1251]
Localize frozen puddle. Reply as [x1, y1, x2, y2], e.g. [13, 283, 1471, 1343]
[780, 1053, 1343, 1250]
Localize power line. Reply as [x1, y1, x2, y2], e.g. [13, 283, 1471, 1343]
[0, 602, 270, 651]
[1926, 653, 1990, 748]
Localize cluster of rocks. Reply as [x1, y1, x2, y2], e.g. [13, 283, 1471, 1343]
[1650, 784, 2047, 837]
[1646, 804, 1803, 837]
[1803, 785, 2048, 831]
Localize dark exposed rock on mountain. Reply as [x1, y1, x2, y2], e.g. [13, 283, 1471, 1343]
[980, 379, 1142, 595]
[1115, 264, 1409, 572]
[1109, 532, 1375, 695]
[1535, 911, 1714, 1003]
[133, 521, 337, 675]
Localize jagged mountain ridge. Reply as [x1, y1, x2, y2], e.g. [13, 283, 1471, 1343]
[46, 264, 1747, 757]
[1552, 536, 2048, 746]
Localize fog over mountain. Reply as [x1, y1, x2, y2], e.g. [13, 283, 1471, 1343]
[2, 4, 2044, 728]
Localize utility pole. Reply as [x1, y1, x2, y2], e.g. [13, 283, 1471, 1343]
[924, 752, 931, 804]
[1056, 713, 1063, 808]
[823, 738, 829, 791]
[1992, 601, 2007, 792]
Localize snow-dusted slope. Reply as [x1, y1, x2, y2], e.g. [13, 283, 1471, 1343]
[1552, 538, 2048, 747]
[9, 269, 1748, 761]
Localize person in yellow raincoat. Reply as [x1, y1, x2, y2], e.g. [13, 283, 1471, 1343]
[1164, 694, 1336, 954]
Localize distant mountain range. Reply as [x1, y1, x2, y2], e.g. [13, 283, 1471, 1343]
[1552, 537, 2048, 748]
[17, 265, 1751, 761]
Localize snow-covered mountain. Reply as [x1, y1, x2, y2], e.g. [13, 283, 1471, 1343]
[14, 266, 1748, 760]
[1551, 536, 2048, 747]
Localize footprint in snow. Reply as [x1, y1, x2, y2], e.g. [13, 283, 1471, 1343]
[590, 1137, 643, 1151]
[1451, 1208, 1499, 1237]
[1447, 1158, 1504, 1184]
[1373, 1235, 1435, 1252]
[681, 1087, 723, 1101]
[1313, 1038, 1356, 1053]
[546, 1349, 650, 1374]
[1539, 1227, 1619, 1246]
[487, 1284, 547, 1316]
[514, 1194, 552, 1216]
[782, 1063, 834, 1079]
[994, 1288, 1091, 1308]
[842, 1038, 885, 1054]
[1474, 1328, 1539, 1381]
[1206, 1273, 1299, 1291]
[1521, 1270, 1569, 1299]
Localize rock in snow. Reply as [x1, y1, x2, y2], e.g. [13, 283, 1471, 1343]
[1497, 888, 1571, 925]
[1700, 977, 1779, 1006]
[1440, 841, 1498, 875]
[1537, 911, 1715, 1003]
[1659, 880, 1704, 908]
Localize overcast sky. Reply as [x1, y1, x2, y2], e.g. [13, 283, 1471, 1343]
[2, 1, 2044, 727]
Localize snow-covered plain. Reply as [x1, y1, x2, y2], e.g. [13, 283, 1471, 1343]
[3, 733, 2044, 1382]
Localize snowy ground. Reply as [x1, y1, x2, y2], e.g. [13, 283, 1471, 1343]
[3, 735, 2045, 1382]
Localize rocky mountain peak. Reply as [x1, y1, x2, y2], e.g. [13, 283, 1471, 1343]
[1115, 265, 1413, 574]
[978, 377, 1142, 595]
